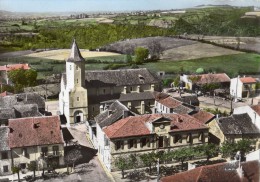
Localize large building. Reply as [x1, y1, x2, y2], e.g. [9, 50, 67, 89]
[59, 40, 160, 124]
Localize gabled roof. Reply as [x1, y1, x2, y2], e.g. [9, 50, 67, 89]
[191, 110, 215, 124]
[95, 100, 136, 128]
[66, 39, 85, 62]
[9, 116, 64, 148]
[85, 68, 159, 88]
[240, 77, 256, 83]
[161, 160, 260, 182]
[189, 73, 230, 84]
[103, 115, 151, 139]
[218, 113, 260, 135]
[103, 114, 208, 139]
[0, 64, 30, 71]
[156, 94, 195, 114]
[251, 104, 260, 116]
[0, 127, 10, 151]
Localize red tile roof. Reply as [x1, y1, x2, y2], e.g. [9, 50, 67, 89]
[189, 73, 230, 84]
[0, 91, 13, 97]
[156, 96, 182, 108]
[103, 115, 152, 139]
[103, 114, 208, 139]
[161, 160, 260, 182]
[8, 116, 64, 148]
[191, 110, 215, 124]
[240, 77, 256, 83]
[251, 104, 260, 115]
[0, 64, 30, 71]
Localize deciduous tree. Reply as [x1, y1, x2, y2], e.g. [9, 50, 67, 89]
[134, 47, 149, 64]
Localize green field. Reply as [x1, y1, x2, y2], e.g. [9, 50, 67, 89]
[0, 53, 258, 79]
[139, 53, 260, 77]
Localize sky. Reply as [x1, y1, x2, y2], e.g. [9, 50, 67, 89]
[0, 0, 260, 12]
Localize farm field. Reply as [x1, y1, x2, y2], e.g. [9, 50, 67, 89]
[25, 49, 122, 60]
[161, 42, 243, 61]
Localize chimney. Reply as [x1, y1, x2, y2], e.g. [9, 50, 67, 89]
[123, 110, 129, 118]
[108, 110, 112, 116]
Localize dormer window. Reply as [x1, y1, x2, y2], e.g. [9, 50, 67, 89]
[138, 74, 145, 83]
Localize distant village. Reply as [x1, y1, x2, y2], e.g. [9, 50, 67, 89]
[0, 40, 260, 181]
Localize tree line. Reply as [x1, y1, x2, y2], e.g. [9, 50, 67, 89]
[115, 139, 254, 179]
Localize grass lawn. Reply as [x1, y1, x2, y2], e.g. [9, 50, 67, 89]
[139, 53, 260, 77]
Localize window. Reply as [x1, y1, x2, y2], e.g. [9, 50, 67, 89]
[158, 136, 164, 148]
[1, 152, 8, 159]
[105, 138, 109, 146]
[20, 163, 26, 169]
[76, 65, 79, 70]
[174, 134, 182, 144]
[140, 138, 147, 148]
[3, 166, 8, 173]
[92, 107, 95, 112]
[128, 139, 134, 149]
[115, 141, 123, 150]
[22, 148, 29, 158]
[53, 146, 59, 155]
[187, 134, 193, 144]
[76, 79, 79, 84]
[103, 89, 106, 94]
[130, 87, 133, 91]
[70, 65, 72, 70]
[41, 147, 48, 156]
[77, 97, 80, 101]
[199, 132, 204, 142]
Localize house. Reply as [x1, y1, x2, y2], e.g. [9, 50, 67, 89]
[0, 127, 12, 176]
[160, 160, 260, 182]
[8, 116, 65, 172]
[208, 113, 260, 145]
[154, 93, 196, 114]
[230, 76, 257, 99]
[100, 113, 208, 171]
[180, 73, 230, 91]
[233, 104, 260, 130]
[88, 100, 136, 170]
[59, 40, 160, 124]
[0, 64, 30, 85]
[0, 93, 46, 126]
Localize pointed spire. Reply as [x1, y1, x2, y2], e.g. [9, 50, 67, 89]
[67, 39, 85, 62]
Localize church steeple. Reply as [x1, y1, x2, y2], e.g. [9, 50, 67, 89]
[67, 39, 85, 62]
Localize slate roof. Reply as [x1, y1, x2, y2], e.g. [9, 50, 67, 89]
[174, 95, 200, 106]
[103, 114, 208, 139]
[66, 39, 85, 62]
[191, 110, 215, 124]
[218, 113, 260, 135]
[9, 116, 64, 148]
[0, 93, 45, 109]
[189, 73, 230, 84]
[95, 100, 136, 128]
[85, 68, 159, 88]
[13, 104, 42, 118]
[251, 105, 260, 115]
[161, 160, 260, 182]
[240, 77, 256, 83]
[0, 64, 30, 71]
[0, 108, 16, 120]
[88, 91, 156, 105]
[0, 127, 10, 151]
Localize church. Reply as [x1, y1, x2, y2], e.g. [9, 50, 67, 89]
[59, 40, 161, 125]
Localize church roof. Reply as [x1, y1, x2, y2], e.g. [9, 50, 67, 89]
[85, 68, 159, 88]
[66, 39, 85, 62]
